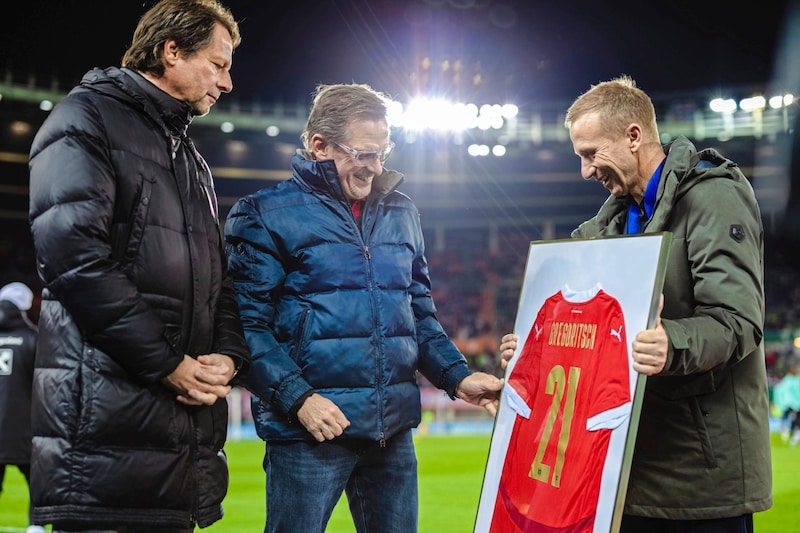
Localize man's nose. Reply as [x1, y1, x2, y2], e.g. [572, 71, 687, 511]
[581, 162, 596, 181]
[365, 157, 383, 174]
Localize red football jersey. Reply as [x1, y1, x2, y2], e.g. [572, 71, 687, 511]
[490, 288, 631, 533]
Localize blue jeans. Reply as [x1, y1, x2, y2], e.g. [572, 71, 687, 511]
[263, 430, 418, 533]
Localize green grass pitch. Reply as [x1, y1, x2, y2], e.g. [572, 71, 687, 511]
[1, 433, 797, 532]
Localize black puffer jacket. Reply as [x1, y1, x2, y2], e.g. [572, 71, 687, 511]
[28, 67, 250, 529]
[0, 299, 37, 466]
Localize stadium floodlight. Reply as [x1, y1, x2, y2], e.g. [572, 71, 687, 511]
[399, 97, 478, 132]
[477, 104, 505, 130]
[739, 96, 766, 112]
[501, 104, 519, 119]
[386, 100, 405, 128]
[709, 98, 737, 113]
[492, 145, 507, 157]
[391, 97, 516, 133]
[467, 144, 490, 157]
[768, 94, 794, 109]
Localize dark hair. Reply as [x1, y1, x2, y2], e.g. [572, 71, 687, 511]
[121, 0, 240, 77]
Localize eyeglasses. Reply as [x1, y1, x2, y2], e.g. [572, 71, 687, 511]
[334, 141, 395, 166]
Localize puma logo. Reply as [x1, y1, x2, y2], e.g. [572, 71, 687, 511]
[610, 324, 623, 342]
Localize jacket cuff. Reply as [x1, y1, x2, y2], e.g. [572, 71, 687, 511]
[287, 389, 316, 424]
[444, 364, 473, 400]
[227, 355, 250, 387]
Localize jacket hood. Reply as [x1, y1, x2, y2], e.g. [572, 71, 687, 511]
[78, 67, 193, 138]
[650, 136, 745, 231]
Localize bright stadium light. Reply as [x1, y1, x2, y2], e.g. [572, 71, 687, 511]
[739, 96, 766, 112]
[401, 97, 477, 132]
[391, 96, 517, 133]
[501, 104, 519, 119]
[768, 94, 794, 109]
[467, 144, 490, 157]
[386, 100, 405, 128]
[477, 104, 505, 130]
[709, 98, 737, 113]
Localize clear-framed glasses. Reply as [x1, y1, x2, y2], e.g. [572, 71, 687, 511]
[334, 141, 395, 166]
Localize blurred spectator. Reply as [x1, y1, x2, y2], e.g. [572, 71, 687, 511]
[773, 366, 800, 445]
[0, 282, 44, 533]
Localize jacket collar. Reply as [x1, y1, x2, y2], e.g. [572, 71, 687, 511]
[290, 150, 404, 200]
[79, 67, 193, 138]
[578, 136, 703, 235]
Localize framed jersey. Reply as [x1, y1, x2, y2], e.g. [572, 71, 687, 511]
[475, 233, 671, 533]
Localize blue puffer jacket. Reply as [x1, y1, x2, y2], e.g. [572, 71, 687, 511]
[225, 153, 471, 442]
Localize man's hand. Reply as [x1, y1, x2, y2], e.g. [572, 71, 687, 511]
[499, 333, 518, 371]
[632, 295, 668, 376]
[163, 354, 236, 406]
[455, 372, 504, 417]
[196, 353, 238, 384]
[296, 393, 351, 442]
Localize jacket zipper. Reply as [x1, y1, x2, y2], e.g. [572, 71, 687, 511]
[346, 197, 384, 446]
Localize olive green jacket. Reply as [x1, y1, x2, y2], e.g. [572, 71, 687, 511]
[572, 136, 772, 519]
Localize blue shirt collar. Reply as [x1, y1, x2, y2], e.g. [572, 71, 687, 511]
[626, 158, 665, 234]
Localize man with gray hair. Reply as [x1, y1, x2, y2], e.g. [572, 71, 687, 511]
[225, 82, 503, 532]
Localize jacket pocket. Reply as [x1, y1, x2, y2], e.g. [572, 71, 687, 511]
[289, 308, 312, 365]
[689, 396, 718, 468]
[648, 369, 723, 400]
[163, 324, 183, 356]
[118, 173, 155, 268]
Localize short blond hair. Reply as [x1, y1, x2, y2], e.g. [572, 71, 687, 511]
[565, 75, 659, 140]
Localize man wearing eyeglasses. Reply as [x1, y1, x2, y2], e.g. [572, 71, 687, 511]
[224, 83, 503, 532]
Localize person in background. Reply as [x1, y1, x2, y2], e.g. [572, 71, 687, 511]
[0, 282, 44, 533]
[27, 1, 250, 531]
[772, 365, 800, 445]
[225, 82, 503, 533]
[499, 75, 771, 533]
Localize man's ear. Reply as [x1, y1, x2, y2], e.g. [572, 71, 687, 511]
[162, 39, 181, 66]
[310, 134, 329, 160]
[627, 123, 643, 151]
